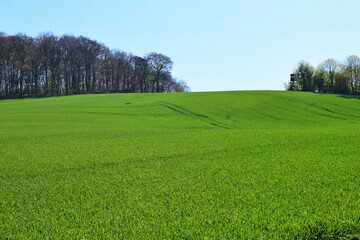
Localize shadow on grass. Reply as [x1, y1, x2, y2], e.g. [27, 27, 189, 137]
[338, 95, 360, 100]
[0, 92, 135, 101]
[0, 95, 64, 101]
[0, 94, 84, 101]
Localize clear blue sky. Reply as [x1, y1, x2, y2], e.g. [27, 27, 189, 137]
[1, 0, 360, 92]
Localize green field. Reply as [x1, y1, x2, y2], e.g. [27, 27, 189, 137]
[1, 91, 360, 239]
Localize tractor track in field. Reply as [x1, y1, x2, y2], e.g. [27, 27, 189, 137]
[276, 96, 360, 119]
[159, 101, 234, 129]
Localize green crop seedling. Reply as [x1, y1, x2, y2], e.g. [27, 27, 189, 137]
[0, 91, 359, 239]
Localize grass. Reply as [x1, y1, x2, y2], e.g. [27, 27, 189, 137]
[0, 91, 359, 239]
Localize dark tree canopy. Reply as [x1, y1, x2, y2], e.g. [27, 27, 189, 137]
[0, 33, 189, 98]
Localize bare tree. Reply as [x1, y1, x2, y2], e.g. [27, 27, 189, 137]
[0, 33, 184, 97]
[146, 52, 173, 92]
[133, 56, 150, 93]
[319, 59, 340, 93]
[344, 55, 360, 95]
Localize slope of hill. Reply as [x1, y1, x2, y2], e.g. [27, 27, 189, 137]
[1, 91, 359, 239]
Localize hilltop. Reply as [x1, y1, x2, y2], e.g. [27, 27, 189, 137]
[1, 90, 360, 132]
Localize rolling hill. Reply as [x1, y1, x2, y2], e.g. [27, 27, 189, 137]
[1, 91, 359, 239]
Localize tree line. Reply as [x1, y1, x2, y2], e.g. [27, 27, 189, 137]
[0, 32, 189, 98]
[286, 55, 360, 95]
